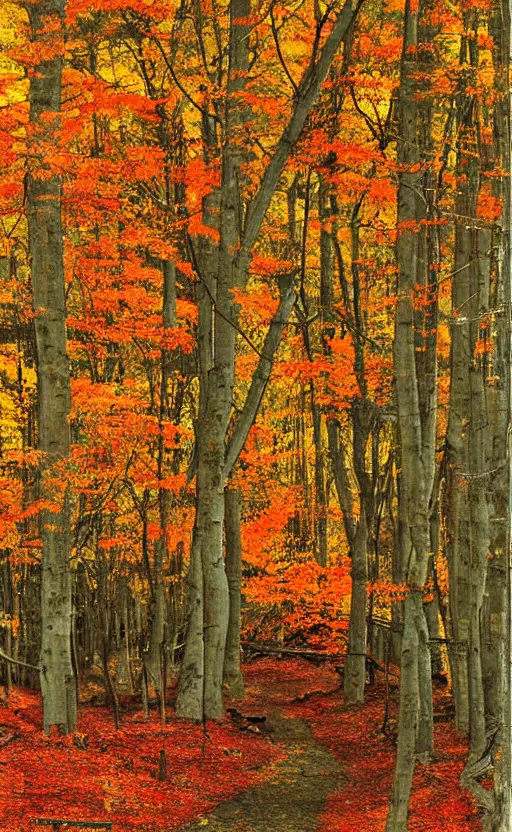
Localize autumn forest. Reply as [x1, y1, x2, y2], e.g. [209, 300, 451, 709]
[0, 0, 510, 829]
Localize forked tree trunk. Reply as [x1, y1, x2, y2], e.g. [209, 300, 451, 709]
[176, 0, 363, 721]
[27, 0, 76, 734]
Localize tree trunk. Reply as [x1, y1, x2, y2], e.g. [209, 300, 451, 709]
[175, 526, 204, 720]
[147, 539, 166, 694]
[176, 0, 363, 721]
[27, 0, 76, 735]
[445, 108, 474, 735]
[311, 394, 328, 567]
[386, 590, 421, 832]
[482, 9, 511, 824]
[344, 509, 368, 704]
[386, 0, 437, 825]
[147, 256, 177, 692]
[223, 487, 245, 697]
[116, 584, 133, 694]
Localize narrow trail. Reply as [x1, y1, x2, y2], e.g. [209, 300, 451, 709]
[181, 711, 342, 832]
[178, 658, 481, 832]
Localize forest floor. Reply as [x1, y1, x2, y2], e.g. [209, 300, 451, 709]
[0, 657, 482, 832]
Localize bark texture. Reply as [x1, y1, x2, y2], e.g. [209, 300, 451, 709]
[386, 1, 438, 825]
[223, 488, 245, 697]
[27, 0, 77, 734]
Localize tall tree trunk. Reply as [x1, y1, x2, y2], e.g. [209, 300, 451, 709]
[445, 68, 475, 735]
[223, 487, 244, 697]
[344, 509, 368, 704]
[311, 392, 328, 567]
[386, 0, 437, 825]
[147, 259, 177, 692]
[116, 581, 133, 693]
[27, 0, 76, 734]
[445, 31, 494, 816]
[454, 7, 510, 823]
[482, 4, 511, 826]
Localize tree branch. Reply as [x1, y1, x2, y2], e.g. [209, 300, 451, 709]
[237, 0, 365, 274]
[0, 647, 41, 673]
[223, 278, 297, 479]
[270, 5, 299, 96]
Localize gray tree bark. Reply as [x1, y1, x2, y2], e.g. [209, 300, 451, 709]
[344, 508, 368, 703]
[223, 488, 244, 697]
[147, 259, 177, 693]
[27, 0, 77, 734]
[482, 5, 511, 827]
[386, 1, 438, 826]
[452, 6, 510, 824]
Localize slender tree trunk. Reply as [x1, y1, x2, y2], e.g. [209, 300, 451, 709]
[116, 582, 133, 693]
[445, 92, 474, 735]
[454, 17, 506, 821]
[223, 487, 244, 697]
[344, 509, 368, 704]
[27, 0, 76, 734]
[147, 540, 166, 694]
[482, 8, 511, 825]
[386, 1, 437, 825]
[311, 393, 328, 567]
[3, 555, 13, 694]
[426, 509, 443, 676]
[147, 258, 177, 691]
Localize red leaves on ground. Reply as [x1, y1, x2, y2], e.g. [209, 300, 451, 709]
[0, 662, 482, 832]
[0, 688, 283, 832]
[287, 676, 481, 832]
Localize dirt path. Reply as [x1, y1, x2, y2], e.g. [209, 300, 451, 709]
[181, 711, 342, 832]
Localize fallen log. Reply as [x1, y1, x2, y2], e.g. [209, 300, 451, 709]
[240, 642, 343, 661]
[241, 642, 386, 674]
